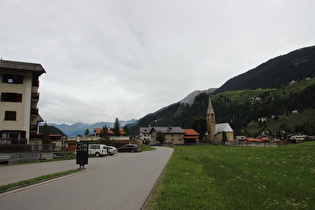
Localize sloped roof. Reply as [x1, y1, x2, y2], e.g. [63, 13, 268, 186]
[215, 123, 233, 133]
[139, 127, 152, 134]
[0, 59, 46, 74]
[235, 136, 246, 140]
[183, 129, 200, 136]
[151, 127, 185, 134]
[94, 128, 125, 135]
[246, 138, 263, 142]
[207, 95, 214, 113]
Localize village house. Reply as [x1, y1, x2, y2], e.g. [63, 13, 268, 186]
[245, 136, 271, 143]
[139, 127, 152, 143]
[94, 128, 126, 136]
[150, 127, 185, 145]
[140, 127, 200, 145]
[183, 129, 200, 144]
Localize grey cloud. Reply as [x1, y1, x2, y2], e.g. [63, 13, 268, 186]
[1, 0, 315, 124]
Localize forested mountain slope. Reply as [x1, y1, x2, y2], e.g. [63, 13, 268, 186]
[214, 45, 315, 94]
[130, 79, 315, 137]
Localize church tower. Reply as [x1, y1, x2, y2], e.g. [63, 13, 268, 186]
[207, 95, 216, 140]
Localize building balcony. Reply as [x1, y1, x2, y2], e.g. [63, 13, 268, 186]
[32, 81, 39, 87]
[32, 93, 39, 100]
[31, 108, 39, 115]
[30, 124, 38, 133]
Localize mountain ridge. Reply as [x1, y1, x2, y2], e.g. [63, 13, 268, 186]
[214, 45, 315, 93]
[46, 119, 137, 137]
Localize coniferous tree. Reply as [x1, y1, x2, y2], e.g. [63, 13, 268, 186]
[42, 122, 51, 144]
[156, 131, 165, 145]
[84, 129, 90, 136]
[113, 118, 120, 136]
[190, 117, 207, 140]
[222, 131, 227, 143]
[123, 125, 129, 136]
[100, 125, 110, 140]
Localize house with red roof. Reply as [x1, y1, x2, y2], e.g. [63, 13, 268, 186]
[245, 137, 271, 143]
[183, 129, 200, 144]
[141, 127, 200, 145]
[94, 128, 126, 136]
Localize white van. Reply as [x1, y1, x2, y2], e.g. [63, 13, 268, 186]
[89, 144, 108, 157]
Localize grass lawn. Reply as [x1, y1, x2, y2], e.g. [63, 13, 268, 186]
[148, 142, 315, 209]
[0, 169, 78, 193]
[141, 144, 157, 151]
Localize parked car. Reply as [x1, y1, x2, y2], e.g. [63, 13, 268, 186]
[106, 146, 118, 155]
[89, 144, 108, 157]
[118, 144, 140, 153]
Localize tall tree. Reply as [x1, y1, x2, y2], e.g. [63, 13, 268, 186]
[100, 125, 110, 140]
[84, 129, 90, 136]
[42, 122, 51, 144]
[156, 131, 165, 145]
[113, 118, 120, 136]
[222, 131, 227, 143]
[123, 125, 129, 136]
[190, 117, 207, 140]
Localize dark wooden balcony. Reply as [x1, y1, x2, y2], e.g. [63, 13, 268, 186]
[31, 108, 38, 115]
[32, 93, 39, 100]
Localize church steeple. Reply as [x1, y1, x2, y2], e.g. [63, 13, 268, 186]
[207, 94, 216, 140]
[207, 94, 214, 113]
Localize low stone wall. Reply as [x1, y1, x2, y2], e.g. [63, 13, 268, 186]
[0, 152, 70, 164]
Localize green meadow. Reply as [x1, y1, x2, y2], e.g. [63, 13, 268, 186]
[148, 142, 315, 210]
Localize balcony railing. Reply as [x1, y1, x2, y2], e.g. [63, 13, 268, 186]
[32, 80, 39, 87]
[30, 125, 38, 133]
[31, 108, 38, 115]
[32, 93, 39, 99]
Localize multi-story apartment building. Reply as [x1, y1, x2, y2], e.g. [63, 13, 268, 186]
[0, 59, 46, 144]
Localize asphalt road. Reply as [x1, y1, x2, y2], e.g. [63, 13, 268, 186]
[0, 147, 173, 210]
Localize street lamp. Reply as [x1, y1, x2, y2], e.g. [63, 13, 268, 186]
[149, 120, 157, 128]
[148, 120, 157, 145]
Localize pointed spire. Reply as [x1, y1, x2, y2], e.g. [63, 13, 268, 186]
[207, 94, 214, 113]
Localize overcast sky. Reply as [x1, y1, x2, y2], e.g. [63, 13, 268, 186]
[1, 0, 315, 124]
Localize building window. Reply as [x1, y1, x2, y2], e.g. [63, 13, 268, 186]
[2, 74, 23, 84]
[4, 111, 17, 121]
[2, 131, 19, 138]
[1, 92, 22, 102]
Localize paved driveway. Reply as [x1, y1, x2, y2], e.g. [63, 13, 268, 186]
[0, 146, 173, 210]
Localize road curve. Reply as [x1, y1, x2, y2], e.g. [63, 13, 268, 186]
[0, 146, 173, 210]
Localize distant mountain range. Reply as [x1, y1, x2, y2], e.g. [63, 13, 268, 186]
[46, 119, 137, 137]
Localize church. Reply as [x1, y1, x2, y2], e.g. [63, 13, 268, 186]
[206, 95, 234, 142]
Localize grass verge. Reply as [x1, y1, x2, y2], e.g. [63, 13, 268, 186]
[148, 142, 315, 209]
[0, 169, 78, 193]
[141, 144, 157, 151]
